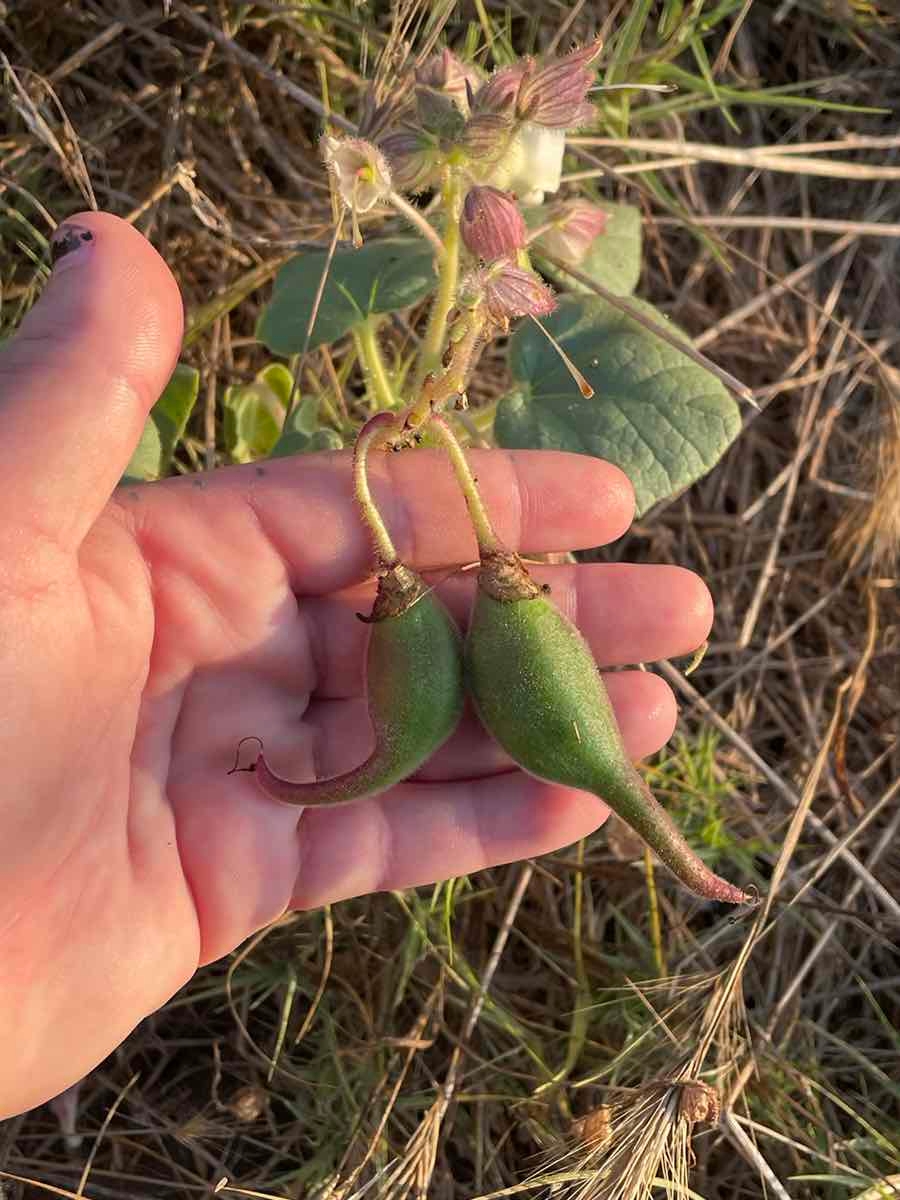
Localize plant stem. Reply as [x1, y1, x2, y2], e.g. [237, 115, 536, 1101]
[404, 314, 483, 432]
[353, 412, 399, 565]
[415, 169, 462, 389]
[354, 319, 398, 412]
[429, 416, 500, 554]
[644, 845, 667, 977]
[387, 189, 445, 257]
[289, 354, 343, 431]
[317, 389, 343, 432]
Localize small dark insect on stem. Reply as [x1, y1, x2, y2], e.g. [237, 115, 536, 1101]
[228, 736, 265, 775]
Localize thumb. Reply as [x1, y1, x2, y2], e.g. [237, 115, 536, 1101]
[0, 212, 184, 555]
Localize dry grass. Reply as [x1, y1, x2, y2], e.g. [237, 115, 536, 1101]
[1, 2, 899, 1198]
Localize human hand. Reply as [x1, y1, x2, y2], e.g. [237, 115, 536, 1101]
[0, 213, 713, 1118]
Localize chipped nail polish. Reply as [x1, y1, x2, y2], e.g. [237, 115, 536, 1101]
[49, 225, 95, 267]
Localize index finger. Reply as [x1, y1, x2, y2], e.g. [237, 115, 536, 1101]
[124, 447, 635, 596]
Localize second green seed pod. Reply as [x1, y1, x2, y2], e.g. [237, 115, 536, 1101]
[465, 552, 749, 904]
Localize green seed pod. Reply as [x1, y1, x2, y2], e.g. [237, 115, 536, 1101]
[251, 562, 464, 806]
[465, 551, 749, 904]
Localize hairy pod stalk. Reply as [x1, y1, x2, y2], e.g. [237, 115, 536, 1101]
[414, 167, 463, 389]
[430, 418, 750, 904]
[401, 309, 485, 436]
[245, 414, 464, 807]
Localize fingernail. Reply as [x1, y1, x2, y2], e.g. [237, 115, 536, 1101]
[49, 225, 95, 269]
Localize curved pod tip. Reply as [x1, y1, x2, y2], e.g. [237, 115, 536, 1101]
[244, 564, 464, 809]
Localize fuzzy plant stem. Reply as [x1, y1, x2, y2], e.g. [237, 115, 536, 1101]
[388, 189, 445, 258]
[353, 411, 400, 565]
[428, 415, 501, 555]
[354, 319, 398, 412]
[403, 314, 484, 434]
[415, 168, 462, 389]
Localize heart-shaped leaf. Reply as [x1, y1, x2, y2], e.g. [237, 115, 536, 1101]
[123, 363, 199, 481]
[257, 236, 437, 355]
[223, 362, 294, 463]
[270, 394, 344, 458]
[495, 295, 740, 515]
[531, 201, 642, 297]
[270, 427, 344, 458]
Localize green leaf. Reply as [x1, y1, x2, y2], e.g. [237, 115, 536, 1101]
[495, 295, 740, 516]
[269, 394, 344, 458]
[223, 362, 295, 463]
[536, 201, 642, 297]
[270, 428, 345, 457]
[123, 363, 199, 481]
[223, 362, 344, 461]
[257, 236, 437, 355]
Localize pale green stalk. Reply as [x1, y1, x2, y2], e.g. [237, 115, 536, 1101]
[388, 189, 445, 257]
[415, 169, 462, 388]
[354, 319, 398, 412]
[352, 413, 399, 564]
[428, 416, 500, 554]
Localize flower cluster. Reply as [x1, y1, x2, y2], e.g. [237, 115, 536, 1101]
[472, 39, 601, 129]
[377, 40, 602, 204]
[455, 186, 611, 326]
[456, 184, 551, 327]
[324, 42, 609, 332]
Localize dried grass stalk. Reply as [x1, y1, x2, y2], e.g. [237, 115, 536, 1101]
[831, 366, 900, 573]
[536, 1080, 721, 1200]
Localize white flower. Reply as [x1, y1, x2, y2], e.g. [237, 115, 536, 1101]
[488, 123, 567, 205]
[320, 134, 392, 244]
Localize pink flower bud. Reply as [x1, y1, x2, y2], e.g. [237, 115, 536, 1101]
[416, 49, 484, 114]
[516, 39, 602, 128]
[485, 263, 556, 322]
[535, 199, 609, 263]
[460, 186, 527, 261]
[378, 127, 439, 193]
[471, 64, 525, 117]
[461, 262, 556, 331]
[462, 111, 515, 164]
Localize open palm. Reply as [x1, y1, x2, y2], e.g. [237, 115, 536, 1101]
[0, 215, 712, 1119]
